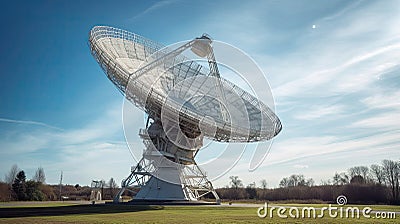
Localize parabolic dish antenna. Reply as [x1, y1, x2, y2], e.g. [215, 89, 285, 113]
[89, 26, 282, 204]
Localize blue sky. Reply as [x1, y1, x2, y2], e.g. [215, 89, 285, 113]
[0, 0, 399, 187]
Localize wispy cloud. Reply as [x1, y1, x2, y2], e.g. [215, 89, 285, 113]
[361, 90, 400, 111]
[350, 112, 400, 131]
[3, 1, 400, 187]
[0, 118, 63, 131]
[294, 104, 344, 120]
[128, 0, 177, 21]
[268, 131, 400, 166]
[293, 164, 309, 169]
[273, 42, 400, 98]
[190, 1, 400, 186]
[319, 0, 364, 22]
[0, 101, 145, 184]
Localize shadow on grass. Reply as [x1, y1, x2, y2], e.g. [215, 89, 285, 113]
[0, 204, 164, 218]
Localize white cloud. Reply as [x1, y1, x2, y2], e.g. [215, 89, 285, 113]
[361, 90, 400, 111]
[249, 1, 400, 99]
[0, 132, 49, 155]
[320, 0, 364, 22]
[201, 1, 400, 187]
[350, 112, 400, 130]
[294, 104, 344, 120]
[263, 131, 400, 169]
[128, 0, 178, 21]
[0, 118, 62, 131]
[0, 100, 146, 185]
[4, 1, 400, 189]
[293, 164, 309, 169]
[273, 42, 400, 98]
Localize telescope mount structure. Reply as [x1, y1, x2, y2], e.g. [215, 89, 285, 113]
[89, 26, 282, 204]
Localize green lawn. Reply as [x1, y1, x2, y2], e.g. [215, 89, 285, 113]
[0, 202, 398, 223]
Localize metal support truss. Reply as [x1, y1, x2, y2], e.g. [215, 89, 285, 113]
[113, 157, 155, 203]
[113, 157, 220, 203]
[113, 124, 220, 203]
[182, 162, 220, 201]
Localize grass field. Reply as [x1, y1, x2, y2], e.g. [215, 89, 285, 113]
[0, 202, 398, 223]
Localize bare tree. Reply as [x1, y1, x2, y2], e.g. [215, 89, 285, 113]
[289, 174, 306, 186]
[333, 173, 340, 185]
[229, 176, 243, 189]
[306, 178, 315, 186]
[339, 172, 349, 185]
[320, 179, 331, 186]
[33, 167, 46, 183]
[360, 166, 369, 180]
[108, 177, 118, 199]
[279, 174, 311, 187]
[100, 180, 106, 199]
[247, 182, 256, 188]
[370, 164, 385, 185]
[333, 172, 349, 185]
[382, 159, 400, 202]
[4, 164, 19, 185]
[289, 174, 299, 186]
[279, 177, 290, 188]
[348, 166, 369, 180]
[260, 179, 267, 189]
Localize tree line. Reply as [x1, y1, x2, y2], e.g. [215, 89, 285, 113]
[0, 165, 119, 202]
[1, 159, 399, 204]
[216, 159, 400, 204]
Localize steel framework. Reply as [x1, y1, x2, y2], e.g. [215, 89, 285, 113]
[88, 26, 282, 203]
[113, 121, 220, 202]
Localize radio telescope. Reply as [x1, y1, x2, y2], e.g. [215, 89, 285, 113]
[89, 26, 282, 204]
